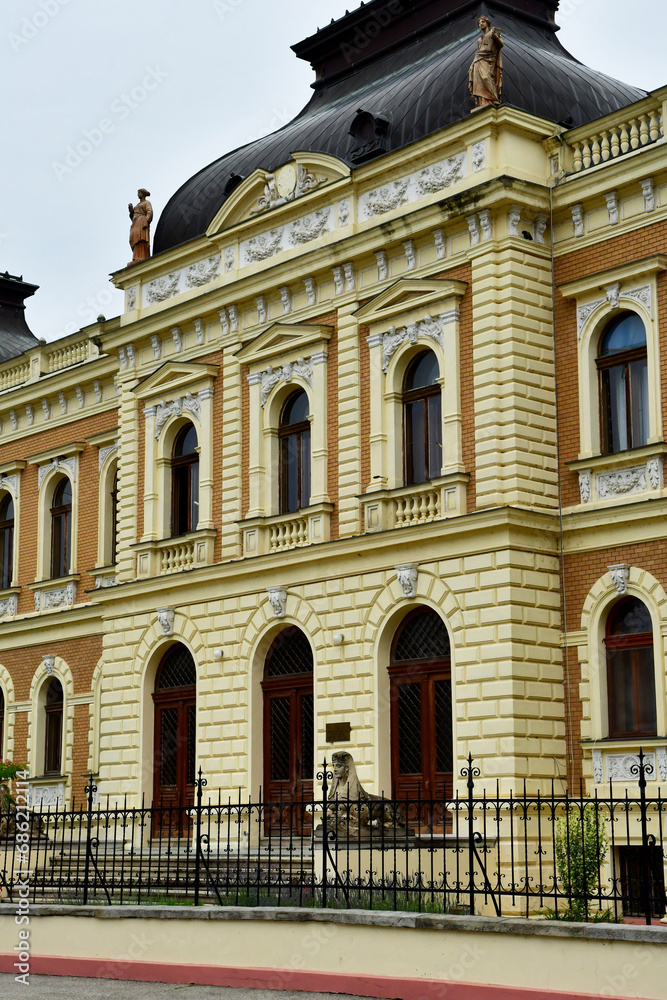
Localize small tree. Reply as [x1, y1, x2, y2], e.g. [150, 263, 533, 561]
[0, 760, 24, 809]
[555, 803, 608, 921]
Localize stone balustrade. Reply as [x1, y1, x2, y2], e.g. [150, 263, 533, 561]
[0, 360, 30, 392]
[361, 474, 469, 533]
[241, 503, 334, 557]
[134, 530, 216, 579]
[394, 488, 441, 527]
[569, 102, 663, 173]
[46, 338, 92, 373]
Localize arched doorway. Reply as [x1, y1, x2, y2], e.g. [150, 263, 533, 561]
[389, 608, 452, 805]
[262, 627, 314, 814]
[152, 645, 197, 817]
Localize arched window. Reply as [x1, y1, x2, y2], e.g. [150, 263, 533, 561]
[110, 472, 119, 566]
[390, 608, 452, 801]
[171, 424, 199, 537]
[598, 313, 648, 454]
[262, 627, 314, 808]
[606, 597, 656, 738]
[50, 478, 72, 580]
[0, 494, 14, 590]
[44, 678, 64, 775]
[0, 687, 5, 758]
[279, 391, 311, 514]
[403, 350, 442, 486]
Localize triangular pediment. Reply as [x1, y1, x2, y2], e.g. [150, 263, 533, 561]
[206, 152, 350, 236]
[133, 361, 219, 400]
[355, 278, 468, 325]
[236, 323, 333, 366]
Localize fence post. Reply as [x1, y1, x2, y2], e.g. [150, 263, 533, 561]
[636, 749, 653, 926]
[318, 759, 329, 909]
[194, 768, 206, 907]
[82, 773, 96, 906]
[462, 754, 480, 917]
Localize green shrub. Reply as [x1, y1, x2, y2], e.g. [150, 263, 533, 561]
[553, 803, 609, 922]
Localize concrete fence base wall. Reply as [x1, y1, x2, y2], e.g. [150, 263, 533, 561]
[0, 906, 664, 1000]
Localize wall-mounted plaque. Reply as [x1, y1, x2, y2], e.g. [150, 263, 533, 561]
[326, 722, 351, 744]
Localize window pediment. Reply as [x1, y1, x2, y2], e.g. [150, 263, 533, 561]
[206, 152, 350, 235]
[355, 278, 468, 329]
[133, 361, 218, 403]
[235, 323, 333, 368]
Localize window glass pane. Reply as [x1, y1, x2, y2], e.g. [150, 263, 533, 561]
[45, 710, 63, 774]
[187, 705, 197, 785]
[434, 679, 453, 774]
[0, 525, 12, 590]
[159, 707, 179, 787]
[300, 428, 311, 508]
[157, 646, 197, 689]
[428, 394, 442, 478]
[173, 466, 189, 535]
[605, 365, 628, 453]
[406, 400, 426, 485]
[265, 628, 313, 677]
[190, 461, 199, 530]
[270, 697, 291, 782]
[394, 610, 450, 661]
[301, 693, 314, 782]
[636, 648, 657, 734]
[608, 648, 635, 736]
[630, 358, 649, 448]
[600, 313, 646, 355]
[53, 479, 72, 507]
[406, 351, 439, 391]
[608, 598, 652, 635]
[0, 495, 14, 521]
[282, 390, 309, 427]
[282, 433, 299, 513]
[174, 424, 198, 457]
[397, 683, 423, 775]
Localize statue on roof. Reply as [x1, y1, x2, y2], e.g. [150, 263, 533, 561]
[128, 188, 153, 265]
[469, 16, 503, 110]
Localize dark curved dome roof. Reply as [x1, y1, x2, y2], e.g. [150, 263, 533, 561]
[154, 0, 646, 255]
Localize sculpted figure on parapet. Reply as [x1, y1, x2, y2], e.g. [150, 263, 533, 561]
[469, 16, 504, 110]
[319, 751, 409, 839]
[128, 188, 153, 264]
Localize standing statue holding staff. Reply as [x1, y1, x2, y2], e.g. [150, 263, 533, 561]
[469, 16, 504, 110]
[128, 188, 153, 264]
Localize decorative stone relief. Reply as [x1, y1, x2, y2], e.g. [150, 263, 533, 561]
[9, 411, 18, 431]
[657, 747, 667, 783]
[608, 564, 630, 595]
[29, 782, 65, 808]
[343, 262, 356, 291]
[416, 153, 465, 194]
[219, 309, 230, 336]
[647, 456, 662, 490]
[93, 381, 103, 403]
[624, 285, 653, 319]
[304, 278, 317, 307]
[471, 141, 486, 172]
[332, 267, 345, 296]
[0, 595, 17, 620]
[338, 199, 350, 227]
[534, 214, 548, 245]
[375, 250, 389, 281]
[433, 229, 446, 259]
[0, 474, 18, 498]
[25, 404, 34, 426]
[607, 752, 655, 782]
[467, 215, 480, 246]
[118, 347, 128, 371]
[256, 296, 268, 325]
[279, 287, 292, 315]
[571, 204, 584, 238]
[256, 357, 315, 407]
[38, 457, 77, 489]
[126, 286, 137, 311]
[99, 444, 118, 472]
[228, 305, 240, 333]
[41, 399, 51, 421]
[244, 228, 284, 263]
[403, 240, 417, 270]
[43, 655, 55, 676]
[185, 255, 221, 289]
[478, 210, 493, 241]
[288, 208, 331, 245]
[267, 587, 287, 618]
[361, 179, 410, 219]
[34, 592, 41, 612]
[42, 583, 76, 611]
[194, 319, 205, 346]
[508, 205, 522, 237]
[224, 247, 236, 272]
[254, 164, 325, 213]
[605, 283, 621, 310]
[396, 564, 418, 599]
[154, 393, 202, 439]
[641, 178, 655, 212]
[58, 392, 67, 415]
[171, 327, 183, 352]
[150, 335, 162, 360]
[156, 608, 175, 636]
[126, 344, 137, 368]
[605, 191, 620, 225]
[597, 466, 647, 499]
[146, 272, 180, 304]
[578, 470, 592, 504]
[380, 314, 449, 373]
[577, 300, 604, 339]
[592, 750, 603, 785]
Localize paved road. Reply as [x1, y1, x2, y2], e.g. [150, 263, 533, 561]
[1, 976, 365, 999]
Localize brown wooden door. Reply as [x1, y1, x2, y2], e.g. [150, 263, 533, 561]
[152, 645, 197, 836]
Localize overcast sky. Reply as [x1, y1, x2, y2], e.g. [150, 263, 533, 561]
[1, 0, 663, 343]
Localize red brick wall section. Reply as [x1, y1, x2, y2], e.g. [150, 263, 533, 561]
[554, 220, 667, 508]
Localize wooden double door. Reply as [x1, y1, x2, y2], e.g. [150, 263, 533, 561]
[152, 645, 197, 834]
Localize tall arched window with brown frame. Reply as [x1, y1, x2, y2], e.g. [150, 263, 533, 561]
[0, 494, 14, 590]
[44, 678, 64, 775]
[171, 424, 199, 537]
[50, 478, 72, 580]
[606, 597, 657, 739]
[0, 687, 5, 759]
[403, 350, 442, 486]
[279, 390, 311, 514]
[598, 312, 649, 455]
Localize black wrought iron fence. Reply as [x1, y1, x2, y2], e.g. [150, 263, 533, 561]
[1, 752, 665, 924]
